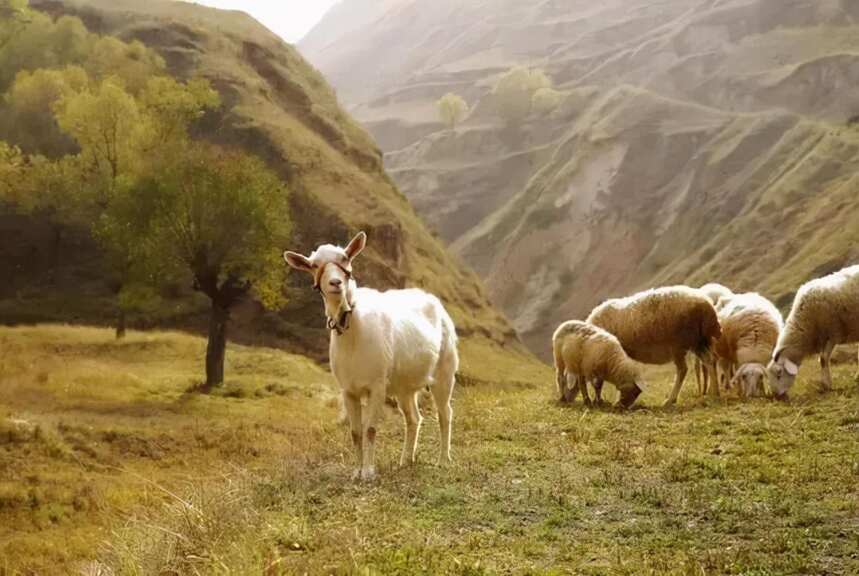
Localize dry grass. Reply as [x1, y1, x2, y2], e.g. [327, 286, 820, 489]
[1, 325, 858, 575]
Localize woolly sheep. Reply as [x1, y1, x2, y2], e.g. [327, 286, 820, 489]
[587, 286, 722, 406]
[713, 292, 783, 398]
[284, 232, 458, 481]
[552, 320, 645, 408]
[768, 264, 859, 398]
[695, 283, 734, 394]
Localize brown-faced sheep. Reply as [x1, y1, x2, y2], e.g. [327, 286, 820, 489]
[713, 292, 783, 398]
[768, 265, 859, 398]
[552, 320, 644, 408]
[587, 286, 722, 406]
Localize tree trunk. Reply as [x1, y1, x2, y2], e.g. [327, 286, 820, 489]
[115, 308, 126, 339]
[205, 301, 229, 388]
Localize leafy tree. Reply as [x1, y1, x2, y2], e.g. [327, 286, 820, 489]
[85, 36, 164, 95]
[54, 77, 146, 207]
[437, 92, 468, 130]
[4, 66, 88, 155]
[0, 0, 29, 51]
[492, 66, 552, 124]
[140, 76, 220, 143]
[105, 142, 290, 386]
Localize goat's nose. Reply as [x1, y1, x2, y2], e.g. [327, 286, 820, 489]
[330, 278, 342, 287]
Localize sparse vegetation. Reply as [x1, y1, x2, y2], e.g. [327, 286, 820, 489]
[491, 66, 552, 124]
[437, 92, 469, 130]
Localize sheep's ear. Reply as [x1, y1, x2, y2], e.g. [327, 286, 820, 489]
[283, 251, 313, 273]
[345, 231, 367, 261]
[784, 358, 799, 376]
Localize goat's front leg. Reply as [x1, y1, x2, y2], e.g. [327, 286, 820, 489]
[361, 388, 386, 481]
[342, 392, 363, 480]
[820, 341, 835, 391]
[397, 392, 422, 467]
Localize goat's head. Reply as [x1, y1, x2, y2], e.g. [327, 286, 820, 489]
[283, 232, 367, 333]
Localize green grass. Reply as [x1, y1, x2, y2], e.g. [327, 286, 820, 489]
[2, 325, 858, 574]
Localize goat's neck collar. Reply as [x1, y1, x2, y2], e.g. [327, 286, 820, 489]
[326, 290, 356, 337]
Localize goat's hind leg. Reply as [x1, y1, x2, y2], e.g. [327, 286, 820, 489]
[430, 371, 455, 465]
[664, 354, 689, 406]
[397, 392, 422, 467]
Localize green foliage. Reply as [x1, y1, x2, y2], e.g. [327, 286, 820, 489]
[436, 92, 468, 130]
[54, 77, 145, 204]
[492, 66, 552, 124]
[107, 142, 291, 310]
[4, 65, 87, 154]
[140, 75, 220, 143]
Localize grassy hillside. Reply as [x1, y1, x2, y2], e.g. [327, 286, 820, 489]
[1, 0, 524, 374]
[302, 0, 859, 356]
[2, 326, 858, 574]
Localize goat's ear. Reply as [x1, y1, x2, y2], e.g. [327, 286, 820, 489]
[784, 358, 799, 376]
[283, 251, 313, 273]
[345, 231, 367, 261]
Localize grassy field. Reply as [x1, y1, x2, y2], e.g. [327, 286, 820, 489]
[1, 326, 858, 575]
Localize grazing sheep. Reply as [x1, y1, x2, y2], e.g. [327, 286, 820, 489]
[713, 292, 784, 398]
[587, 286, 721, 406]
[552, 320, 645, 408]
[768, 265, 859, 398]
[695, 283, 734, 394]
[284, 232, 458, 481]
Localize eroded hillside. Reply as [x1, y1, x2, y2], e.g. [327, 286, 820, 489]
[301, 0, 859, 355]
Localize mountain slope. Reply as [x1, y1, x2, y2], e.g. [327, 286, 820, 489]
[302, 0, 859, 355]
[1, 0, 531, 377]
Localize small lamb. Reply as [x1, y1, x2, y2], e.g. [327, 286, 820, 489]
[696, 283, 734, 394]
[768, 264, 859, 398]
[552, 320, 644, 408]
[713, 292, 783, 397]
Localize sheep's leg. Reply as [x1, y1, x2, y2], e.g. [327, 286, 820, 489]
[397, 392, 422, 467]
[556, 368, 568, 402]
[694, 357, 704, 395]
[854, 345, 859, 384]
[343, 392, 363, 480]
[360, 389, 386, 481]
[430, 380, 454, 465]
[819, 341, 835, 391]
[593, 378, 604, 406]
[664, 355, 689, 406]
[564, 372, 580, 403]
[570, 373, 590, 407]
[705, 353, 719, 398]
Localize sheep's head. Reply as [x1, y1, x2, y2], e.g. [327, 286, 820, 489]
[766, 349, 799, 399]
[283, 232, 367, 333]
[731, 363, 766, 397]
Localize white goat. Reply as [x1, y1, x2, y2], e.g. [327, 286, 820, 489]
[284, 232, 458, 481]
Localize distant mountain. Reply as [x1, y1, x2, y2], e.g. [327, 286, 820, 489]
[302, 0, 859, 355]
[1, 0, 526, 372]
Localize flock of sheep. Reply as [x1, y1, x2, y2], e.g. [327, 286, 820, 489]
[284, 232, 858, 480]
[553, 265, 859, 408]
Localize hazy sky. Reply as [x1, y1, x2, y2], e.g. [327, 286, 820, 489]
[185, 1, 340, 42]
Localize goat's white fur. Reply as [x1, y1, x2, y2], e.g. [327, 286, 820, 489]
[284, 232, 458, 481]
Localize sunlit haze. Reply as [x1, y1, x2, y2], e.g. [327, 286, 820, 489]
[182, 0, 340, 42]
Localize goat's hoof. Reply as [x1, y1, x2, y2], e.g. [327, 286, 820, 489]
[662, 399, 677, 408]
[360, 467, 377, 482]
[351, 469, 362, 481]
[436, 456, 452, 467]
